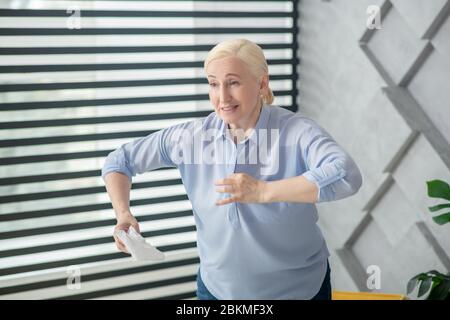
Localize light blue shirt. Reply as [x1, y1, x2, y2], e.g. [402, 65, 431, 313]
[102, 104, 362, 299]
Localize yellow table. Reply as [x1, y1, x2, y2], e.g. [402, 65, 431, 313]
[332, 291, 406, 300]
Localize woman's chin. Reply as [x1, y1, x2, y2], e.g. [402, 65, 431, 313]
[219, 110, 240, 122]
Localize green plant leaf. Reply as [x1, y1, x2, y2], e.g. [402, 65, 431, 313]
[426, 270, 441, 275]
[426, 270, 445, 280]
[427, 180, 450, 201]
[432, 212, 450, 225]
[407, 277, 419, 294]
[418, 277, 433, 297]
[428, 203, 450, 212]
[407, 273, 427, 294]
[427, 279, 450, 300]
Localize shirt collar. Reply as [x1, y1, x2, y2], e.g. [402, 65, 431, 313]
[215, 104, 270, 144]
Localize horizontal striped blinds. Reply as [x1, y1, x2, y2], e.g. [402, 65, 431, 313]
[0, 0, 298, 299]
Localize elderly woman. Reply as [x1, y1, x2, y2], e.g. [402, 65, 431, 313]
[102, 38, 362, 300]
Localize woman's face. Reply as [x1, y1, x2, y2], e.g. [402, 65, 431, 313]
[206, 56, 267, 130]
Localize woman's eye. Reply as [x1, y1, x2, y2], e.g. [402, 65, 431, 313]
[208, 81, 238, 87]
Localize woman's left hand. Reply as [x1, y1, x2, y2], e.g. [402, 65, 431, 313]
[214, 173, 267, 205]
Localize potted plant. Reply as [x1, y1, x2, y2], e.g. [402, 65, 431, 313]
[407, 180, 450, 300]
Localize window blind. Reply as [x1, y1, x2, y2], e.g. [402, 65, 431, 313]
[0, 0, 298, 299]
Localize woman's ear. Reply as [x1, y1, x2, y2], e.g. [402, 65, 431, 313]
[259, 74, 269, 92]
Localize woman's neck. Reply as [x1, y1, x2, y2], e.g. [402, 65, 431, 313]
[228, 103, 263, 144]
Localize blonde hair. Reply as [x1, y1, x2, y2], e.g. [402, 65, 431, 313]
[204, 38, 274, 106]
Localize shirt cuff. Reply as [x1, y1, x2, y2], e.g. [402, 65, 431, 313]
[302, 162, 347, 202]
[101, 165, 133, 181]
[101, 148, 133, 181]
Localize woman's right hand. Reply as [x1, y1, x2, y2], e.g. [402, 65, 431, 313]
[113, 212, 141, 254]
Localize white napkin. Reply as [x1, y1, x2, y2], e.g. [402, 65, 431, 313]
[115, 226, 165, 261]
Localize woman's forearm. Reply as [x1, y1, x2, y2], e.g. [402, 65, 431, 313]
[104, 172, 133, 219]
[264, 175, 319, 204]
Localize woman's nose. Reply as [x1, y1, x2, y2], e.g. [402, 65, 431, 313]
[219, 87, 231, 103]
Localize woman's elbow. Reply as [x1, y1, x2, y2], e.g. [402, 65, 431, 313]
[347, 162, 363, 196]
[336, 157, 363, 198]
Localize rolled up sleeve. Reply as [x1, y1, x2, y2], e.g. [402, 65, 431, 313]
[300, 120, 362, 203]
[101, 125, 178, 182]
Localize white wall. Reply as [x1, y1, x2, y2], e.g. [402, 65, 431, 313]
[297, 0, 450, 295]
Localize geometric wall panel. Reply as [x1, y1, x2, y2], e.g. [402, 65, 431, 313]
[432, 10, 450, 56]
[408, 50, 450, 146]
[365, 3, 430, 86]
[392, 134, 450, 257]
[299, 0, 450, 296]
[390, 0, 449, 39]
[370, 183, 418, 247]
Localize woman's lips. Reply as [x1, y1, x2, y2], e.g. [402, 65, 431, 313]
[221, 104, 239, 112]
